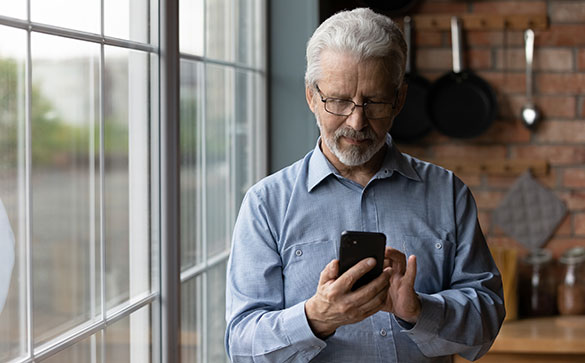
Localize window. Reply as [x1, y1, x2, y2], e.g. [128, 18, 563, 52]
[0, 0, 266, 362]
[178, 1, 267, 362]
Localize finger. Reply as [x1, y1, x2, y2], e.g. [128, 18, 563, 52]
[318, 259, 339, 285]
[386, 248, 407, 274]
[335, 257, 376, 291]
[404, 255, 417, 287]
[357, 284, 389, 317]
[350, 268, 391, 303]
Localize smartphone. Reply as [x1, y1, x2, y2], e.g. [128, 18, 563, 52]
[338, 231, 386, 291]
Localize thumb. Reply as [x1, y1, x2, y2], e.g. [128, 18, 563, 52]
[405, 255, 417, 287]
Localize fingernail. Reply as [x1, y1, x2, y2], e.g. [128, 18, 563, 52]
[367, 258, 376, 266]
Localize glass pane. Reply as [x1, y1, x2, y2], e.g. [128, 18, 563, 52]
[180, 60, 202, 270]
[205, 64, 233, 258]
[207, 261, 227, 363]
[206, 0, 233, 62]
[181, 276, 201, 363]
[180, 0, 204, 56]
[0, 26, 27, 362]
[105, 0, 149, 43]
[31, 0, 100, 34]
[0, 0, 26, 19]
[104, 46, 151, 310]
[43, 333, 100, 363]
[104, 305, 152, 362]
[31, 33, 100, 346]
[233, 71, 253, 217]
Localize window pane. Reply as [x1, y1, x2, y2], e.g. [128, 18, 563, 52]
[31, 0, 100, 34]
[104, 46, 151, 310]
[31, 33, 100, 345]
[207, 261, 227, 363]
[233, 71, 254, 216]
[105, 0, 149, 43]
[180, 0, 204, 56]
[205, 64, 233, 258]
[0, 0, 26, 19]
[0, 25, 27, 362]
[206, 0, 233, 62]
[42, 334, 101, 363]
[104, 305, 152, 362]
[181, 276, 201, 363]
[180, 60, 202, 270]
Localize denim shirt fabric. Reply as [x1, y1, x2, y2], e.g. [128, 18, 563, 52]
[225, 136, 505, 362]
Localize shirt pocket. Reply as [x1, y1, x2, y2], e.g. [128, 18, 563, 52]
[398, 235, 454, 294]
[281, 239, 337, 306]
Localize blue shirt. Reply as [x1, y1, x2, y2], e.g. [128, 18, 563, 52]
[225, 136, 505, 362]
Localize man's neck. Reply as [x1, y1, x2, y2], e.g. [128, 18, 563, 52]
[322, 143, 387, 187]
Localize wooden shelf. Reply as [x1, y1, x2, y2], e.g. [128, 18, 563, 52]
[411, 14, 548, 31]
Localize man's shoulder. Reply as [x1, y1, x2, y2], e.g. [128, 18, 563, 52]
[398, 150, 464, 187]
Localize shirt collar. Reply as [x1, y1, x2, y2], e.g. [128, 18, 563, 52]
[307, 134, 421, 192]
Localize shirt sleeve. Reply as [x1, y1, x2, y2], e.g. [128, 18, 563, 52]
[396, 179, 505, 361]
[225, 189, 327, 362]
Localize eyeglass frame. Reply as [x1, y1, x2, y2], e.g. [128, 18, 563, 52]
[314, 84, 400, 120]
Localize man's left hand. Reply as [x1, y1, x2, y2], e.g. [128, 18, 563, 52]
[381, 248, 420, 324]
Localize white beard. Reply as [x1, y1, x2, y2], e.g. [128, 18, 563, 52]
[315, 113, 386, 167]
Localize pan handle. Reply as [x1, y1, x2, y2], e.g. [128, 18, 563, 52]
[524, 29, 535, 101]
[404, 16, 413, 74]
[451, 17, 463, 73]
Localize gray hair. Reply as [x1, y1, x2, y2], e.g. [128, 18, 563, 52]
[305, 8, 407, 88]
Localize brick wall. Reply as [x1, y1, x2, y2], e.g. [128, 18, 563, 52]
[396, 0, 585, 257]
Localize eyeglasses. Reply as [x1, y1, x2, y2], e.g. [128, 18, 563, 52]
[315, 84, 398, 120]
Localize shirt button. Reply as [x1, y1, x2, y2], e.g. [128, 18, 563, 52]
[379, 329, 387, 337]
[435, 242, 442, 249]
[295, 249, 303, 257]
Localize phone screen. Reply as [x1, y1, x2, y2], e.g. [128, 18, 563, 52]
[338, 231, 386, 291]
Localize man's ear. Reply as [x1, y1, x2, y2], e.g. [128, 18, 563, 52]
[306, 86, 316, 113]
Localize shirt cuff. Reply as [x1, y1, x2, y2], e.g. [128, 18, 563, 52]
[394, 292, 444, 344]
[280, 301, 327, 357]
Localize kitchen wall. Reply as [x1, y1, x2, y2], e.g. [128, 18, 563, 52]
[397, 0, 585, 257]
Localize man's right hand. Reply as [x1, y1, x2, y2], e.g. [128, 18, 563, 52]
[304, 258, 391, 339]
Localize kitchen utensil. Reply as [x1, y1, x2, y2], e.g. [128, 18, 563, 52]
[427, 17, 497, 138]
[492, 171, 567, 250]
[521, 29, 540, 129]
[390, 16, 432, 142]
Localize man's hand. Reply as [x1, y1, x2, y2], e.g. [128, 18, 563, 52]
[305, 258, 391, 339]
[381, 248, 420, 324]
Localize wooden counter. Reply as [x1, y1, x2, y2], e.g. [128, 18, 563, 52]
[454, 316, 585, 362]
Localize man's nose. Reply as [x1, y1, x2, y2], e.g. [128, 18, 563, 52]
[345, 105, 368, 131]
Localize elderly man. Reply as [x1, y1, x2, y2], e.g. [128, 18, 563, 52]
[225, 8, 505, 362]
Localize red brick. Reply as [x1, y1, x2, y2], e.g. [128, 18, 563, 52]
[432, 145, 507, 159]
[478, 210, 491, 233]
[512, 145, 585, 165]
[480, 71, 525, 94]
[581, 97, 585, 118]
[487, 169, 557, 189]
[557, 214, 573, 236]
[534, 121, 585, 144]
[474, 190, 506, 210]
[537, 25, 585, 47]
[416, 48, 451, 71]
[467, 49, 492, 70]
[563, 168, 585, 188]
[457, 173, 482, 188]
[575, 213, 585, 236]
[506, 95, 576, 119]
[414, 2, 468, 14]
[472, 119, 531, 144]
[550, 2, 585, 23]
[395, 144, 428, 160]
[536, 73, 585, 95]
[495, 48, 573, 72]
[414, 31, 443, 47]
[559, 190, 585, 210]
[467, 31, 524, 47]
[579, 49, 585, 71]
[545, 237, 585, 258]
[472, 1, 546, 14]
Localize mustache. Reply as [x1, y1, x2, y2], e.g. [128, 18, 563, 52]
[334, 127, 375, 141]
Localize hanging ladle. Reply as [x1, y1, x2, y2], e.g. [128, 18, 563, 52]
[521, 29, 540, 129]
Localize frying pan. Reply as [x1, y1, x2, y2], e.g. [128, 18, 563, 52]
[361, 0, 421, 15]
[390, 16, 432, 142]
[427, 17, 497, 138]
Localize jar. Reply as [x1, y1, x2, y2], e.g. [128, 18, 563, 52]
[518, 249, 557, 317]
[557, 247, 585, 315]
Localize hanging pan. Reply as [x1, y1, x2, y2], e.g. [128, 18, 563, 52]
[427, 17, 497, 138]
[391, 16, 432, 142]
